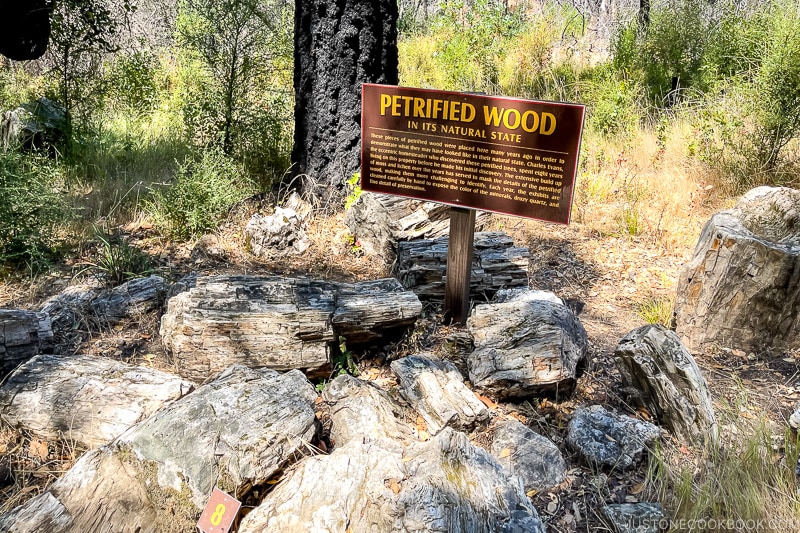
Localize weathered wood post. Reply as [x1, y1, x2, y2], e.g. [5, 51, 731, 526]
[443, 207, 476, 324]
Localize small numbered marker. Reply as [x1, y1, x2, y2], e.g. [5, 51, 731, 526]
[197, 487, 241, 533]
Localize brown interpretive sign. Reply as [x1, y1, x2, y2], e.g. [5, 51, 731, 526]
[361, 84, 585, 224]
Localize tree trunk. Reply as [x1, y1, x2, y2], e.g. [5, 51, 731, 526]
[292, 0, 398, 205]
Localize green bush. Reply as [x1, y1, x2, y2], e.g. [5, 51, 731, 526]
[580, 64, 644, 137]
[0, 152, 70, 271]
[148, 148, 255, 239]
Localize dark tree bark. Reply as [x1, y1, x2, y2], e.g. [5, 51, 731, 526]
[292, 0, 398, 205]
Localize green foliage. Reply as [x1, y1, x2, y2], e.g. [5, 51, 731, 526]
[175, 0, 293, 184]
[344, 172, 362, 210]
[76, 229, 152, 285]
[106, 50, 159, 121]
[635, 295, 675, 328]
[0, 152, 70, 272]
[148, 148, 255, 239]
[581, 64, 644, 136]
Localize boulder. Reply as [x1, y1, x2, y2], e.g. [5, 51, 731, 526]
[0, 309, 52, 376]
[345, 192, 492, 262]
[160, 275, 421, 382]
[467, 291, 588, 399]
[394, 231, 530, 299]
[0, 353, 195, 448]
[391, 355, 489, 435]
[490, 419, 567, 493]
[675, 186, 800, 353]
[567, 405, 661, 471]
[0, 366, 319, 532]
[601, 502, 667, 533]
[615, 325, 717, 445]
[238, 374, 545, 533]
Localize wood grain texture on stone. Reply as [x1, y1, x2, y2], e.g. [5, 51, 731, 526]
[0, 309, 52, 376]
[39, 284, 100, 333]
[467, 291, 588, 400]
[395, 231, 530, 299]
[0, 447, 158, 533]
[344, 192, 492, 261]
[0, 366, 317, 532]
[160, 275, 421, 382]
[675, 186, 800, 353]
[615, 325, 718, 445]
[89, 275, 168, 326]
[391, 355, 489, 435]
[239, 374, 544, 533]
[118, 365, 318, 507]
[0, 353, 195, 448]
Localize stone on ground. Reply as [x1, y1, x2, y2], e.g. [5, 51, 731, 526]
[0, 309, 52, 375]
[615, 324, 717, 445]
[467, 290, 588, 399]
[391, 355, 489, 435]
[567, 405, 661, 470]
[601, 502, 667, 533]
[490, 419, 567, 493]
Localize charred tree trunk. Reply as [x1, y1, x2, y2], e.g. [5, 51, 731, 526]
[292, 0, 398, 205]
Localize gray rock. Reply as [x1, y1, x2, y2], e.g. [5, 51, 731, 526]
[567, 405, 661, 470]
[391, 355, 489, 435]
[492, 287, 564, 305]
[90, 275, 168, 325]
[675, 186, 800, 353]
[601, 502, 667, 533]
[244, 199, 311, 257]
[490, 419, 567, 492]
[1, 98, 66, 152]
[0, 366, 319, 532]
[39, 284, 101, 333]
[615, 324, 718, 445]
[239, 374, 544, 533]
[467, 297, 588, 399]
[0, 309, 52, 375]
[789, 401, 800, 430]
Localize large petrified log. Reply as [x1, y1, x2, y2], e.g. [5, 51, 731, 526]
[0, 309, 52, 375]
[395, 231, 530, 299]
[615, 325, 718, 445]
[0, 366, 319, 532]
[675, 186, 800, 353]
[345, 192, 492, 261]
[467, 289, 588, 400]
[391, 355, 489, 435]
[160, 276, 421, 382]
[239, 374, 544, 533]
[89, 275, 168, 326]
[0, 354, 195, 448]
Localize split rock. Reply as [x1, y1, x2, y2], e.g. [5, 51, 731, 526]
[490, 419, 567, 492]
[391, 355, 489, 435]
[467, 293, 588, 399]
[615, 325, 717, 445]
[567, 405, 660, 470]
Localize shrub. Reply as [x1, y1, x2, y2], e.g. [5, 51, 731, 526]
[148, 148, 255, 239]
[0, 152, 70, 271]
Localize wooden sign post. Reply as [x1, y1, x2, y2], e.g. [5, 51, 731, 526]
[360, 84, 585, 324]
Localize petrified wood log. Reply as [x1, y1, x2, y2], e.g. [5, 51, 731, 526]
[160, 276, 421, 382]
[394, 231, 530, 299]
[238, 374, 544, 533]
[615, 325, 718, 445]
[0, 366, 319, 532]
[675, 186, 800, 353]
[391, 355, 488, 435]
[0, 353, 195, 448]
[345, 192, 492, 261]
[89, 275, 168, 326]
[467, 290, 587, 400]
[0, 309, 52, 375]
[490, 419, 567, 493]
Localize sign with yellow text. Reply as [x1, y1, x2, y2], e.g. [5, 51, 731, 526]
[361, 84, 585, 224]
